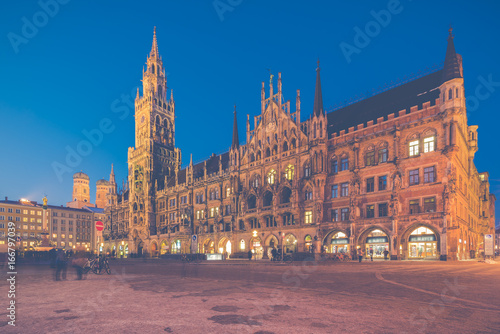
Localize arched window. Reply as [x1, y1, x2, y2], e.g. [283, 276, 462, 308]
[250, 174, 260, 188]
[247, 195, 256, 209]
[272, 145, 278, 156]
[304, 162, 311, 177]
[283, 141, 288, 152]
[263, 191, 273, 207]
[285, 164, 294, 180]
[256, 151, 262, 160]
[319, 121, 323, 137]
[291, 138, 297, 149]
[304, 188, 313, 201]
[365, 149, 375, 166]
[331, 158, 338, 174]
[378, 147, 388, 163]
[281, 187, 292, 203]
[448, 89, 453, 100]
[265, 147, 271, 157]
[267, 170, 276, 185]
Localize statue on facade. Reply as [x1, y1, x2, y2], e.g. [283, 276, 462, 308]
[393, 172, 401, 192]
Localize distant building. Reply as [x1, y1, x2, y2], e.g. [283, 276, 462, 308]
[67, 172, 95, 209]
[0, 197, 95, 251]
[101, 28, 494, 261]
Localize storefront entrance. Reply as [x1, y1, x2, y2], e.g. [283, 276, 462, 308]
[365, 230, 389, 258]
[250, 237, 263, 259]
[408, 227, 437, 259]
[284, 234, 297, 253]
[203, 239, 215, 254]
[329, 232, 349, 254]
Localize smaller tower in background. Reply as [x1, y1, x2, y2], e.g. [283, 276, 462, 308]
[67, 172, 95, 208]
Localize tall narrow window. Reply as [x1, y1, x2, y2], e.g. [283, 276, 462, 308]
[331, 209, 338, 222]
[340, 183, 349, 197]
[409, 169, 419, 185]
[366, 178, 375, 192]
[378, 148, 388, 163]
[340, 208, 349, 221]
[409, 140, 419, 156]
[424, 166, 436, 183]
[409, 199, 420, 214]
[424, 197, 436, 212]
[304, 211, 313, 224]
[304, 164, 311, 177]
[331, 184, 338, 198]
[340, 158, 349, 171]
[423, 137, 435, 153]
[378, 176, 387, 191]
[331, 159, 338, 174]
[378, 203, 388, 217]
[366, 151, 375, 166]
[366, 205, 375, 218]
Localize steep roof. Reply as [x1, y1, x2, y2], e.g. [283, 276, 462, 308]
[327, 69, 443, 136]
[313, 62, 324, 116]
[442, 28, 462, 82]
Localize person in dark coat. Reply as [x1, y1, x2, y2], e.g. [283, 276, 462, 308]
[357, 249, 364, 263]
[248, 250, 253, 260]
[383, 249, 389, 260]
[55, 249, 67, 281]
[271, 248, 277, 261]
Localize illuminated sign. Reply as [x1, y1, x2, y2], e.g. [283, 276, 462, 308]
[366, 237, 388, 244]
[409, 235, 436, 242]
[331, 238, 349, 244]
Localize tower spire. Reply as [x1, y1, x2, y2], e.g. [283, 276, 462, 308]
[442, 27, 462, 82]
[232, 106, 239, 149]
[150, 26, 159, 58]
[313, 59, 324, 116]
[110, 164, 115, 184]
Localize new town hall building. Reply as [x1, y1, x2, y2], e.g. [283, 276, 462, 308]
[101, 29, 495, 261]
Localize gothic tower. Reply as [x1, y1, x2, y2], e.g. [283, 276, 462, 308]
[128, 28, 180, 242]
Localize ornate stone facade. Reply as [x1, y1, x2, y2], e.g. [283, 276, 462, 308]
[102, 29, 495, 261]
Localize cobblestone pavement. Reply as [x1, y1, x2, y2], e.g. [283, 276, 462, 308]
[2, 260, 500, 334]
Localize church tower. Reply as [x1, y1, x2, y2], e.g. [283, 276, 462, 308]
[128, 28, 180, 240]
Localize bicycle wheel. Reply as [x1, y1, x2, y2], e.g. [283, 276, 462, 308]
[91, 262, 102, 275]
[284, 255, 293, 264]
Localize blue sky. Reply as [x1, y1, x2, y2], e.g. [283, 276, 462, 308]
[0, 0, 499, 222]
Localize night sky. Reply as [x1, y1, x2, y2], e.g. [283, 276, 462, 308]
[1, 1, 499, 223]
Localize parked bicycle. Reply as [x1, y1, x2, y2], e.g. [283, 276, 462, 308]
[82, 255, 111, 275]
[181, 254, 202, 264]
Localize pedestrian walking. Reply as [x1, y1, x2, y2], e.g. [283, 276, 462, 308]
[72, 252, 86, 280]
[271, 248, 277, 262]
[357, 248, 364, 263]
[248, 249, 253, 261]
[55, 249, 68, 281]
[369, 249, 374, 261]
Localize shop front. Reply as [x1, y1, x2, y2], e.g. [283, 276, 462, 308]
[284, 234, 297, 253]
[203, 239, 215, 254]
[171, 240, 181, 254]
[365, 230, 389, 258]
[250, 236, 263, 259]
[160, 240, 168, 255]
[408, 227, 438, 259]
[329, 232, 350, 254]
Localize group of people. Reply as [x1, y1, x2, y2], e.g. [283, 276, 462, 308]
[357, 248, 390, 262]
[51, 249, 91, 281]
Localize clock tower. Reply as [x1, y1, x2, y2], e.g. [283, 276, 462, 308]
[128, 28, 180, 244]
